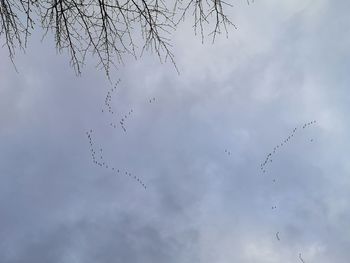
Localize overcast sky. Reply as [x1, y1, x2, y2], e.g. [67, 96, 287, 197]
[1, 0, 350, 262]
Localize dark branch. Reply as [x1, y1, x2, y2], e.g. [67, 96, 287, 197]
[0, 0, 235, 75]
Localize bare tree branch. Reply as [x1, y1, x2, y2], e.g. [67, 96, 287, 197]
[0, 0, 235, 76]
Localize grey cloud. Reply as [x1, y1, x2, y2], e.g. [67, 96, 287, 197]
[1, 0, 350, 262]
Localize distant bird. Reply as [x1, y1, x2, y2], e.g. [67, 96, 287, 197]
[276, 232, 280, 241]
[299, 253, 305, 263]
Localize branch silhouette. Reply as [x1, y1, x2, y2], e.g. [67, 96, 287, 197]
[1, 0, 234, 76]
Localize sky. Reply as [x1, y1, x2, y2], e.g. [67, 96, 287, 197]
[1, 0, 350, 262]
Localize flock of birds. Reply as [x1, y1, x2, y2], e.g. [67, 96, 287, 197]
[260, 120, 317, 175]
[102, 79, 135, 133]
[86, 79, 158, 190]
[259, 120, 317, 263]
[86, 129, 147, 189]
[220, 119, 316, 262]
[87, 79, 316, 262]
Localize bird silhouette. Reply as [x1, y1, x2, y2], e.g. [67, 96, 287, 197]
[276, 231, 280, 241]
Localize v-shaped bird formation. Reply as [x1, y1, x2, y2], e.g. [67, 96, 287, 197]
[86, 129, 147, 189]
[86, 79, 159, 189]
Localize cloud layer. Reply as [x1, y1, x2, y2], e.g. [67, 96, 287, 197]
[1, 1, 350, 262]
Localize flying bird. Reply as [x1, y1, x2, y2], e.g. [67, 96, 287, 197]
[276, 232, 280, 241]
